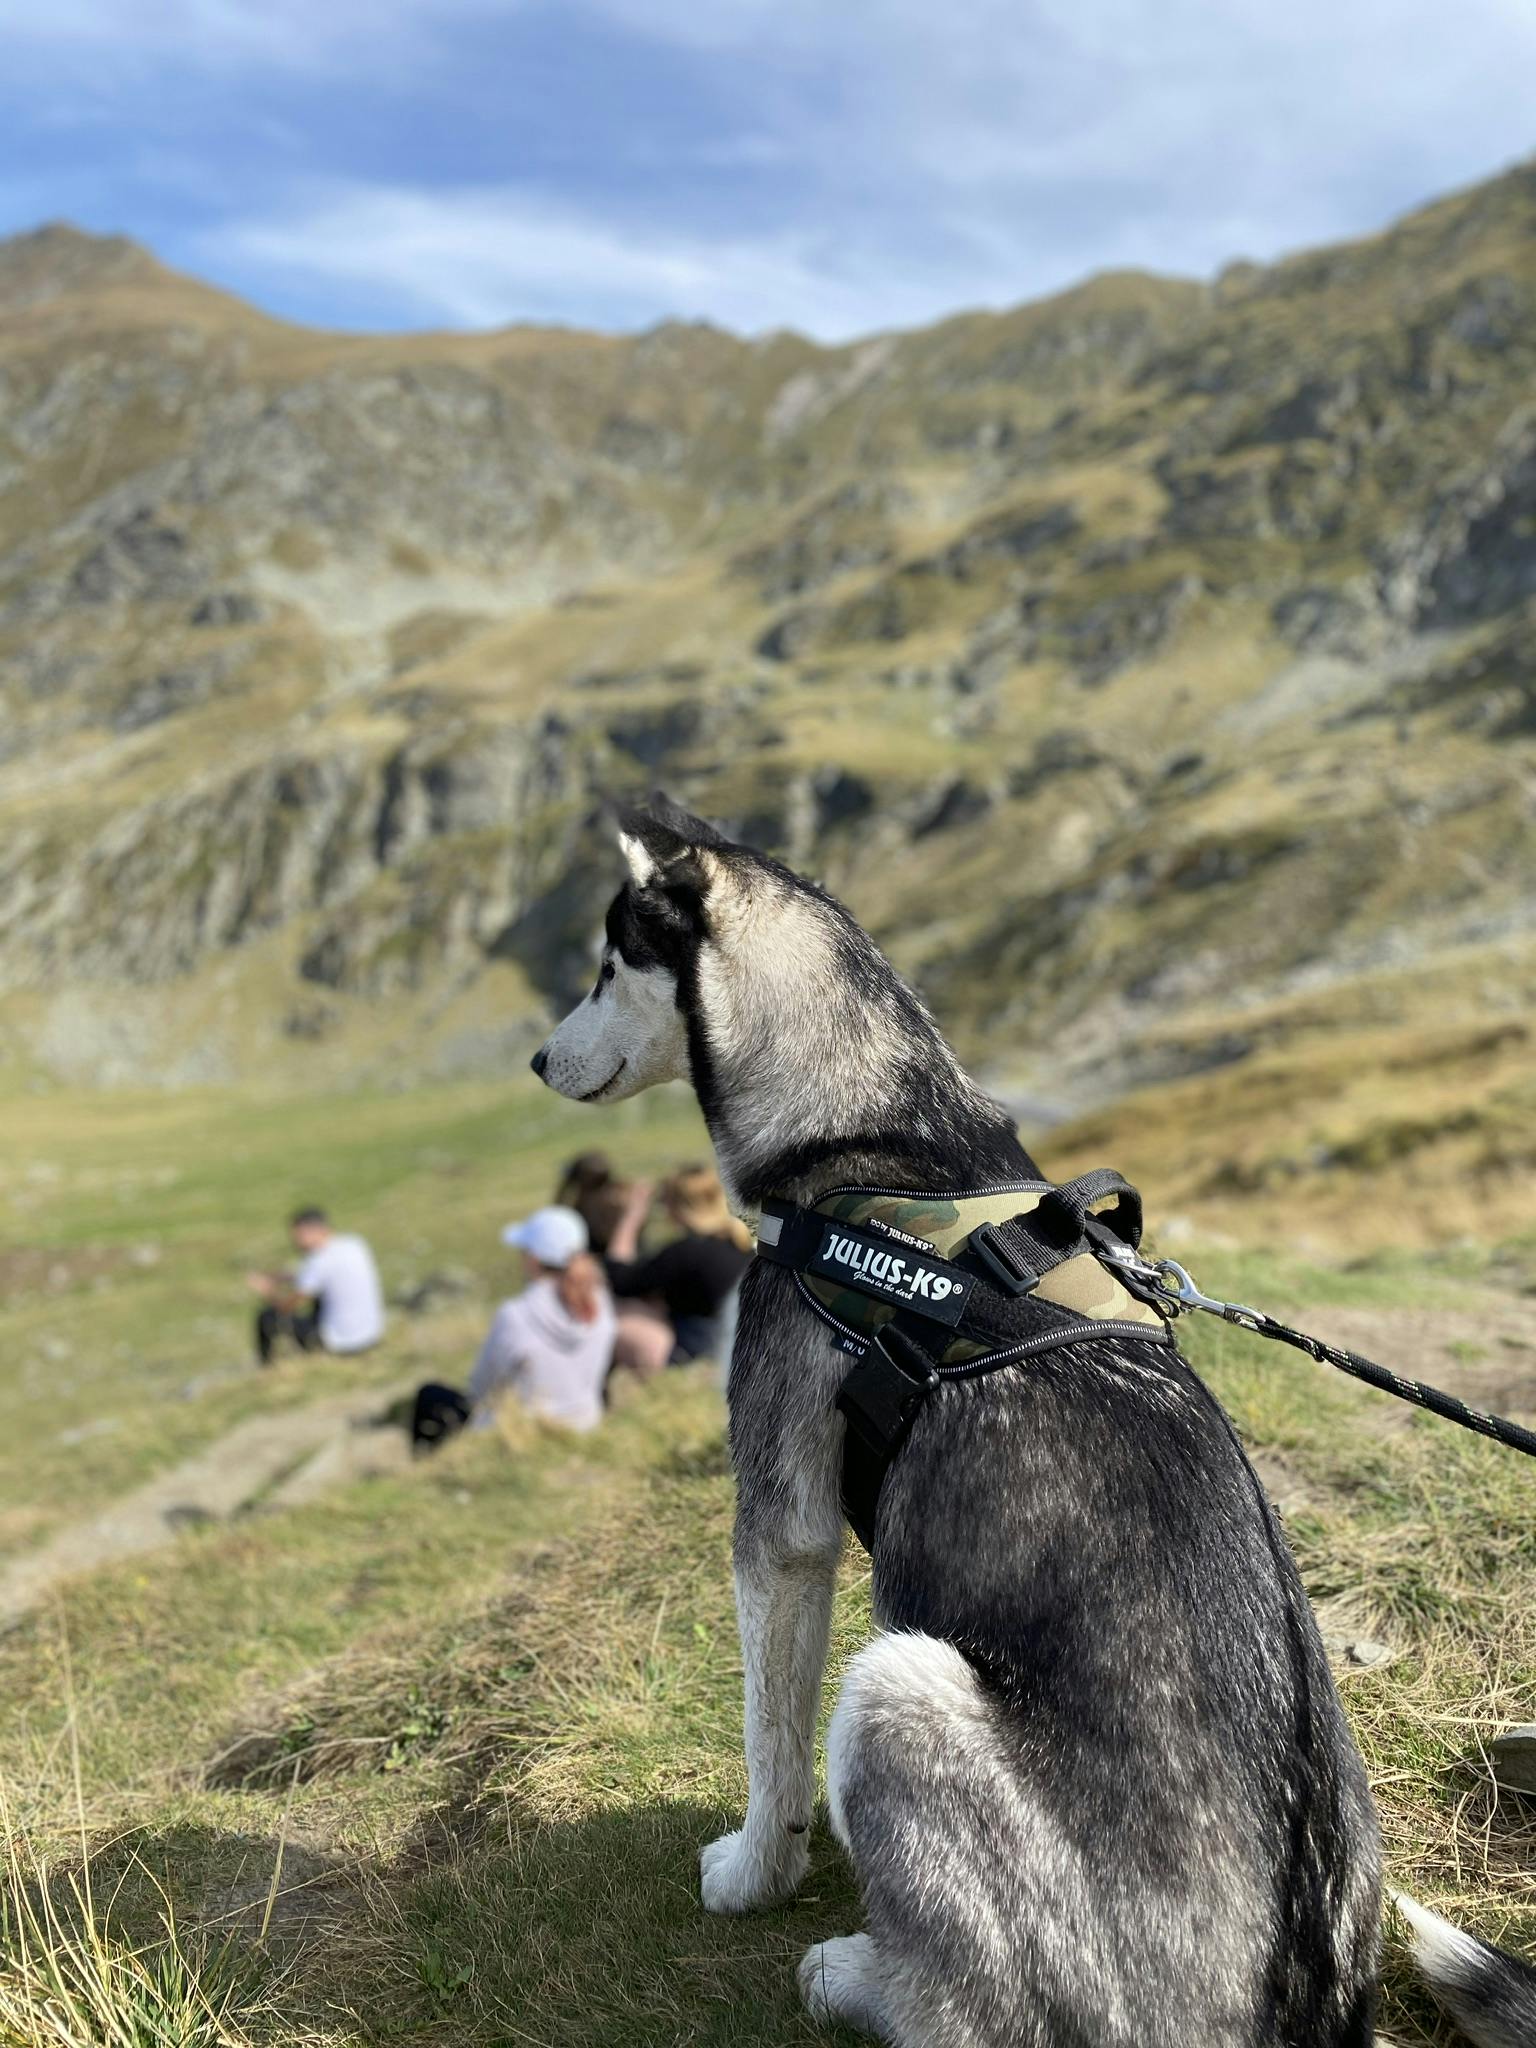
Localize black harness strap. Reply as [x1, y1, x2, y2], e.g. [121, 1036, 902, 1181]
[757, 1202, 975, 1329]
[836, 1326, 941, 1552]
[832, 1298, 1168, 1549]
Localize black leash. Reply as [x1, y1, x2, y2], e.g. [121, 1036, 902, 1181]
[1103, 1251, 1536, 1462]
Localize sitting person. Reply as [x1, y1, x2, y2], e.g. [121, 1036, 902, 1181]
[410, 1206, 615, 1450]
[604, 1165, 750, 1378]
[554, 1149, 632, 1258]
[246, 1207, 385, 1365]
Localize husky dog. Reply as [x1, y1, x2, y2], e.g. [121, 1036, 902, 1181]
[532, 797, 1535, 2048]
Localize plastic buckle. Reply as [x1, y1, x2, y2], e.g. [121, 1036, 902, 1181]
[836, 1325, 940, 1475]
[969, 1222, 1040, 1297]
[871, 1322, 942, 1389]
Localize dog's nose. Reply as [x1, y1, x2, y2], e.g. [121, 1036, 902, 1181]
[530, 1046, 549, 1079]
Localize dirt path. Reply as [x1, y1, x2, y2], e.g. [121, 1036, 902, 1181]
[1267, 1296, 1536, 1429]
[0, 1384, 414, 1629]
[1237, 1292, 1536, 1493]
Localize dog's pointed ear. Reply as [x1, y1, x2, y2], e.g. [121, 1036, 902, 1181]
[612, 805, 690, 888]
[612, 793, 728, 888]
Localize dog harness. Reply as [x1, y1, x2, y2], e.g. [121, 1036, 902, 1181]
[754, 1169, 1173, 1549]
[754, 1165, 1536, 1551]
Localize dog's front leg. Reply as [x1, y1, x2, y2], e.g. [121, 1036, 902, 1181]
[701, 1540, 838, 1913]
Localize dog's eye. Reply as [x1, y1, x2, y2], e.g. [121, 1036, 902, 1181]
[595, 958, 616, 994]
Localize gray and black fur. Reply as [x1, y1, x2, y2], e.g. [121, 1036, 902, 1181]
[532, 797, 1532, 2048]
[1397, 1897, 1536, 2048]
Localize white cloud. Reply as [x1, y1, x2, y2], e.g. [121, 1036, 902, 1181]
[210, 182, 976, 337]
[571, 0, 1536, 328]
[11, 0, 1536, 337]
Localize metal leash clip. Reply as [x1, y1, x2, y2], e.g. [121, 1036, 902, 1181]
[1150, 1259, 1264, 1329]
[1099, 1244, 1264, 1329]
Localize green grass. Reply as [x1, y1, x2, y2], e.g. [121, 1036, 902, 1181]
[0, 1375, 872, 2046]
[6, 1347, 1532, 2046]
[2, 1086, 1533, 2044]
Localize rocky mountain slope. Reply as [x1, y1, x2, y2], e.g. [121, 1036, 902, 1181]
[2, 170, 1535, 1233]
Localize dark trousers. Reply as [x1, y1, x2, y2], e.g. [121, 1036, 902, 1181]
[671, 1312, 720, 1363]
[255, 1303, 323, 1365]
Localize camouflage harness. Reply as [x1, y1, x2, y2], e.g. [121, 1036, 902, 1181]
[755, 1169, 1173, 1549]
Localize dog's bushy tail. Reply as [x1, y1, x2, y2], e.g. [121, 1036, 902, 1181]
[1395, 1894, 1536, 2048]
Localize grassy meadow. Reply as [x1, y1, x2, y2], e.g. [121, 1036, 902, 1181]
[1, 1068, 1534, 2045]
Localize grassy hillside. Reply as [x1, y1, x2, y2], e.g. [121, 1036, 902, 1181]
[2, 1085, 1534, 2044]
[0, 1070, 708, 1558]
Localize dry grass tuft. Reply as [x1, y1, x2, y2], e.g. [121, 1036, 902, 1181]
[0, 1778, 274, 2048]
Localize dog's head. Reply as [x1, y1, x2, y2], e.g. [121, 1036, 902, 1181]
[531, 796, 741, 1104]
[530, 793, 1005, 1194]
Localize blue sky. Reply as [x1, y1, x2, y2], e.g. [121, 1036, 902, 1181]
[3, 0, 1534, 340]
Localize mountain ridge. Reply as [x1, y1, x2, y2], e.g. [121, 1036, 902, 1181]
[12, 145, 1534, 345]
[2, 166, 1535, 1241]
[1, 216, 1208, 350]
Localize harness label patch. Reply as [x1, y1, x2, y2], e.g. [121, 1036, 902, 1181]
[809, 1222, 969, 1327]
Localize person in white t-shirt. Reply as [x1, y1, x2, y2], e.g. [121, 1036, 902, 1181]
[246, 1207, 386, 1365]
[409, 1207, 615, 1449]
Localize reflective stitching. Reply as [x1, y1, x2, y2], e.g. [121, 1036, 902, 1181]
[816, 1177, 1053, 1203]
[936, 1321, 1174, 1375]
[794, 1272, 866, 1343]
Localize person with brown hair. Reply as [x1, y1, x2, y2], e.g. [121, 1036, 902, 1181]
[410, 1207, 614, 1448]
[554, 1150, 631, 1258]
[605, 1164, 750, 1376]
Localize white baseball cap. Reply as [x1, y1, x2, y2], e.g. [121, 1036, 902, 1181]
[501, 1205, 589, 1267]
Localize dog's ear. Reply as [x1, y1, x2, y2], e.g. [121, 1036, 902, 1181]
[648, 790, 728, 848]
[612, 792, 728, 887]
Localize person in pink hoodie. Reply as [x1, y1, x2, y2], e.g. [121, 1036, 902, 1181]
[410, 1206, 615, 1449]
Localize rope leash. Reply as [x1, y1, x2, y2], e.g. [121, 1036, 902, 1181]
[1103, 1251, 1536, 1462]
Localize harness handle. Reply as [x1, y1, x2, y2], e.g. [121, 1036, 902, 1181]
[1036, 1168, 1144, 1249]
[991, 1168, 1145, 1285]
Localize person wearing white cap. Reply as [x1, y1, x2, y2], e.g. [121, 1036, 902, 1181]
[498, 1205, 590, 1270]
[408, 1206, 616, 1449]
[475, 1206, 615, 1425]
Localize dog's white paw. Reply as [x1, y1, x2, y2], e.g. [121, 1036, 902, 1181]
[699, 1827, 807, 1913]
[799, 1933, 888, 2035]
